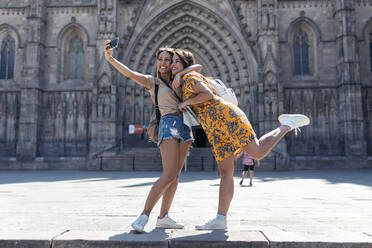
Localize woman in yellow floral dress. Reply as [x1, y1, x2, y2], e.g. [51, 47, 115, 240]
[171, 49, 310, 230]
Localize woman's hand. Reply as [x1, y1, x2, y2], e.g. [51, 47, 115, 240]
[172, 74, 182, 91]
[235, 151, 244, 159]
[178, 101, 188, 112]
[103, 40, 113, 60]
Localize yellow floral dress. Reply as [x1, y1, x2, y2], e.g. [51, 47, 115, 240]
[182, 74, 256, 163]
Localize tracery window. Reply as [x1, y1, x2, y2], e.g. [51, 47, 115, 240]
[0, 36, 15, 80]
[65, 34, 84, 80]
[293, 28, 310, 75]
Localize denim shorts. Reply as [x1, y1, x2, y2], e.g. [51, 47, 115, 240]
[157, 114, 193, 146]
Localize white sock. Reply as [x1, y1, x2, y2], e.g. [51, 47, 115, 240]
[158, 214, 168, 219]
[216, 214, 226, 220]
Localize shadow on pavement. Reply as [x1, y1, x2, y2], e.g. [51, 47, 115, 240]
[109, 228, 169, 241]
[108, 229, 229, 242]
[0, 171, 218, 185]
[171, 229, 229, 242]
[0, 169, 371, 188]
[253, 169, 372, 187]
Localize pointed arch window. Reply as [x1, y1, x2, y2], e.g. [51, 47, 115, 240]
[0, 36, 15, 80]
[293, 28, 310, 75]
[65, 34, 84, 80]
[369, 31, 372, 72]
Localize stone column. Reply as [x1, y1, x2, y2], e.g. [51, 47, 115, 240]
[257, 0, 288, 168]
[16, 0, 47, 161]
[89, 0, 118, 155]
[334, 0, 367, 157]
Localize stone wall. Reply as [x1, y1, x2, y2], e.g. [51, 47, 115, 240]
[0, 0, 371, 169]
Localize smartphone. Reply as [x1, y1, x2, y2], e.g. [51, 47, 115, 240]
[106, 37, 119, 50]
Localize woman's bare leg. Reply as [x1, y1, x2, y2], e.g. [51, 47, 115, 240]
[159, 141, 191, 218]
[217, 155, 235, 216]
[244, 125, 290, 160]
[141, 139, 179, 216]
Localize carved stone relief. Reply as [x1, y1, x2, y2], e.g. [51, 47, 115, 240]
[96, 74, 112, 119]
[285, 88, 343, 156]
[261, 8, 276, 30]
[99, 14, 114, 34]
[0, 92, 20, 156]
[263, 72, 278, 117]
[362, 87, 372, 155]
[100, 0, 113, 10]
[40, 91, 91, 156]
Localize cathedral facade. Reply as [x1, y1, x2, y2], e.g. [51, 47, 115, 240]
[0, 0, 371, 169]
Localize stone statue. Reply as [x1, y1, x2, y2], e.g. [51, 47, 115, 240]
[30, 0, 37, 16]
[262, 9, 269, 30]
[100, 0, 106, 10]
[264, 95, 272, 116]
[262, 8, 275, 30]
[106, 16, 113, 32]
[103, 96, 111, 118]
[55, 101, 64, 141]
[99, 15, 106, 33]
[268, 9, 276, 29]
[107, 0, 113, 10]
[97, 97, 104, 118]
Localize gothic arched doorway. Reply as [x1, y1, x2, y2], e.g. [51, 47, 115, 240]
[119, 1, 258, 147]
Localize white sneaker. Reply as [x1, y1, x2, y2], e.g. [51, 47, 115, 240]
[131, 214, 148, 233]
[195, 217, 227, 230]
[278, 114, 310, 135]
[156, 214, 184, 229]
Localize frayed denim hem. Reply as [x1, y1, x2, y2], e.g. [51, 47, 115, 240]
[180, 137, 194, 144]
[157, 135, 184, 147]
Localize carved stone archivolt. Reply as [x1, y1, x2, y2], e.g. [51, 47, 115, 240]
[232, 0, 257, 41]
[118, 0, 146, 46]
[121, 1, 258, 125]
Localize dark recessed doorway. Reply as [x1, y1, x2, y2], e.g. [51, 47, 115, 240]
[192, 126, 210, 147]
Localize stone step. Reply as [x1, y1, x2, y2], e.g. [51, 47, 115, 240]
[3, 230, 372, 248]
[100, 147, 216, 171]
[99, 147, 281, 171]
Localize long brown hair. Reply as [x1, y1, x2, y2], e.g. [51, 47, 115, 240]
[173, 48, 216, 94]
[155, 47, 174, 79]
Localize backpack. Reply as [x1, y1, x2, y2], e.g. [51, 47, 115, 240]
[210, 79, 238, 106]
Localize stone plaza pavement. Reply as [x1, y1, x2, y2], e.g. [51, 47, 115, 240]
[0, 169, 372, 248]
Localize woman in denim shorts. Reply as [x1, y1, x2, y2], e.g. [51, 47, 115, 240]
[104, 41, 200, 232]
[158, 114, 193, 146]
